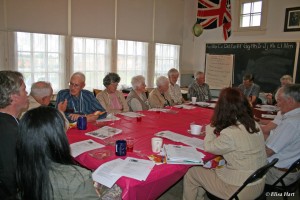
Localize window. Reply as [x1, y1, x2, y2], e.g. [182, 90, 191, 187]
[73, 37, 111, 91]
[240, 1, 262, 27]
[236, 0, 267, 32]
[16, 32, 65, 93]
[154, 43, 180, 84]
[117, 40, 148, 88]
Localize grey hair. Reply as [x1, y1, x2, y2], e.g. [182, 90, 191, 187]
[30, 81, 52, 99]
[194, 71, 204, 79]
[167, 68, 179, 77]
[280, 75, 293, 83]
[71, 72, 86, 82]
[156, 76, 169, 87]
[131, 75, 145, 90]
[103, 72, 120, 87]
[0, 71, 24, 108]
[282, 84, 300, 103]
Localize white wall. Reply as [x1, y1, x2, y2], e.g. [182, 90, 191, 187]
[181, 0, 300, 75]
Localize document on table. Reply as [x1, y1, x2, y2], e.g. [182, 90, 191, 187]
[164, 144, 204, 165]
[93, 157, 155, 187]
[173, 104, 196, 109]
[70, 139, 105, 157]
[118, 112, 145, 118]
[92, 159, 123, 188]
[85, 126, 122, 140]
[155, 130, 204, 150]
[110, 157, 155, 181]
[261, 114, 276, 119]
[96, 114, 120, 122]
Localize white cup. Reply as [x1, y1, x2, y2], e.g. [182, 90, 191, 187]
[151, 137, 163, 153]
[190, 124, 202, 135]
[191, 97, 197, 104]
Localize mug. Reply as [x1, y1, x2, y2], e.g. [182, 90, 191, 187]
[77, 116, 87, 130]
[116, 140, 127, 156]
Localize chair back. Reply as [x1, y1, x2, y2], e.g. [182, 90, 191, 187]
[93, 89, 102, 97]
[272, 158, 300, 187]
[229, 158, 279, 200]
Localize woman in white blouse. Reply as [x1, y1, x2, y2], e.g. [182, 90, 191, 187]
[127, 75, 150, 111]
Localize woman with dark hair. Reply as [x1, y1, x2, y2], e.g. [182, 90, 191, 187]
[183, 87, 267, 200]
[96, 73, 129, 114]
[16, 106, 121, 200]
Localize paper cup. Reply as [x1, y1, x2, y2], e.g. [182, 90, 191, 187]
[190, 124, 202, 135]
[151, 137, 163, 153]
[192, 97, 197, 104]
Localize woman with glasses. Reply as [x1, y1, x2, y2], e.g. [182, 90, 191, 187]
[96, 73, 129, 114]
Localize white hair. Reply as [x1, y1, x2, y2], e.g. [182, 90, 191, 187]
[131, 75, 145, 90]
[156, 76, 169, 87]
[30, 81, 52, 98]
[71, 72, 86, 82]
[167, 68, 179, 77]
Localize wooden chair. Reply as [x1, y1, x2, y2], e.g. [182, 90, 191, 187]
[93, 89, 102, 97]
[264, 158, 300, 200]
[206, 158, 279, 200]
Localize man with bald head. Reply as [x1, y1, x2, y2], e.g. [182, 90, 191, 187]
[56, 72, 106, 122]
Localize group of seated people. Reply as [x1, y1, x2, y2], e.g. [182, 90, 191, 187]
[1, 69, 299, 200]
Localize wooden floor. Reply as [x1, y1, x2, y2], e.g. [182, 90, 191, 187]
[157, 178, 300, 200]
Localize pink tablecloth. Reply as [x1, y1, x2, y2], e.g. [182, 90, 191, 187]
[67, 107, 215, 200]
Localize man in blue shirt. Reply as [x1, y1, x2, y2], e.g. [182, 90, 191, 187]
[56, 72, 106, 122]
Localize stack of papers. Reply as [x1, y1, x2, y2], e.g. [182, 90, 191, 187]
[92, 157, 155, 188]
[85, 126, 122, 140]
[148, 108, 178, 114]
[173, 104, 196, 109]
[155, 130, 204, 150]
[118, 112, 145, 118]
[164, 144, 204, 165]
[70, 139, 105, 157]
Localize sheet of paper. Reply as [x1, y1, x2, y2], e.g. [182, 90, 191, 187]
[118, 112, 145, 118]
[110, 157, 155, 181]
[70, 139, 105, 157]
[155, 131, 204, 150]
[85, 126, 122, 140]
[261, 114, 276, 119]
[92, 159, 123, 188]
[173, 104, 196, 109]
[96, 114, 120, 122]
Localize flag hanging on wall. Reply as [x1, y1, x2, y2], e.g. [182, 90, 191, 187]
[197, 0, 232, 40]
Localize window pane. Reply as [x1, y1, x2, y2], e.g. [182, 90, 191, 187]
[17, 32, 31, 51]
[241, 15, 250, 27]
[242, 3, 251, 14]
[16, 32, 65, 93]
[33, 34, 45, 52]
[252, 14, 261, 26]
[253, 1, 262, 13]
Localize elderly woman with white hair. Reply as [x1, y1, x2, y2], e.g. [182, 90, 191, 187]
[127, 75, 150, 111]
[168, 68, 184, 104]
[148, 76, 174, 108]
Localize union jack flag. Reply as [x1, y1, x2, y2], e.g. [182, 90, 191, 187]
[197, 0, 232, 40]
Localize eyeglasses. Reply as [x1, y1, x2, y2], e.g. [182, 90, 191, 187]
[69, 82, 81, 88]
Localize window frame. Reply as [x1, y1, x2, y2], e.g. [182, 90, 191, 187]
[235, 0, 268, 34]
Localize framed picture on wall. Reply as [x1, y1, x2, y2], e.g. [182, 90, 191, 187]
[284, 7, 300, 32]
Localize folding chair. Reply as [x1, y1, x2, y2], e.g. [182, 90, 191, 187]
[206, 158, 279, 200]
[264, 158, 300, 200]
